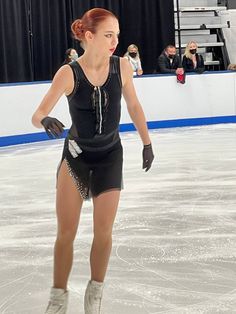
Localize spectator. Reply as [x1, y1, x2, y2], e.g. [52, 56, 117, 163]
[182, 41, 204, 74]
[124, 44, 143, 76]
[157, 45, 183, 75]
[227, 64, 236, 71]
[62, 48, 78, 65]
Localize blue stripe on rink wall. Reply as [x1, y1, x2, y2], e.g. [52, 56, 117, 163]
[119, 115, 236, 131]
[1, 115, 236, 147]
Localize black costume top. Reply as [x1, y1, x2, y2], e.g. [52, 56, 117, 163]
[67, 55, 122, 151]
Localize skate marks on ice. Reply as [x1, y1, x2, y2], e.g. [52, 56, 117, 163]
[104, 125, 236, 313]
[0, 141, 63, 313]
[108, 220, 236, 313]
[0, 125, 236, 313]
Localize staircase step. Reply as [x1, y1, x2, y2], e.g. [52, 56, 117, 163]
[176, 42, 224, 48]
[174, 0, 218, 6]
[175, 16, 221, 24]
[204, 60, 220, 65]
[176, 34, 217, 44]
[175, 23, 228, 30]
[175, 11, 216, 18]
[175, 6, 227, 12]
[175, 29, 211, 35]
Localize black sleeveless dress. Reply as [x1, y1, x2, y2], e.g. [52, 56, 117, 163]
[59, 56, 123, 199]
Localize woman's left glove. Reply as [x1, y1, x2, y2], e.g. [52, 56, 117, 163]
[142, 143, 154, 172]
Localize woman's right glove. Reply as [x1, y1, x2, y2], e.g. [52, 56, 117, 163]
[40, 116, 65, 139]
[142, 143, 154, 172]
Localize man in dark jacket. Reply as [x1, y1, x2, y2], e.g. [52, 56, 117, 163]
[157, 45, 183, 75]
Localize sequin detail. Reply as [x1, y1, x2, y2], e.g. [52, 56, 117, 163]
[68, 139, 82, 158]
[65, 158, 89, 200]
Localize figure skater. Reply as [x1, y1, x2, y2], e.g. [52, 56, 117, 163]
[32, 8, 154, 314]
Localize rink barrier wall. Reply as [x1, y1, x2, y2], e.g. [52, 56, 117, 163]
[1, 115, 236, 147]
[0, 71, 236, 147]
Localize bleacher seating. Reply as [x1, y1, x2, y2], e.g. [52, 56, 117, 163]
[174, 0, 230, 70]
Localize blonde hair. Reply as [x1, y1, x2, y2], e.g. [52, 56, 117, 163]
[124, 44, 140, 59]
[184, 41, 198, 60]
[227, 63, 236, 71]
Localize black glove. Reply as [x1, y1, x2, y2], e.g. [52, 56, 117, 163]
[41, 116, 65, 139]
[142, 143, 154, 172]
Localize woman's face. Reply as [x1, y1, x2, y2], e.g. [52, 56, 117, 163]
[86, 17, 120, 56]
[189, 42, 197, 50]
[70, 49, 77, 57]
[129, 47, 137, 54]
[69, 49, 78, 61]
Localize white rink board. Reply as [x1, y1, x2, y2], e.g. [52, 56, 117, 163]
[0, 71, 236, 138]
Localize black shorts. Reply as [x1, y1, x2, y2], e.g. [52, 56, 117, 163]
[59, 138, 123, 199]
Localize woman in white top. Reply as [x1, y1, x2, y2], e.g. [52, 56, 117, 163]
[124, 44, 143, 76]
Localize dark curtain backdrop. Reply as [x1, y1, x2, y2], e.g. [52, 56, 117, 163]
[119, 0, 175, 73]
[30, 0, 73, 81]
[0, 0, 33, 82]
[0, 0, 174, 83]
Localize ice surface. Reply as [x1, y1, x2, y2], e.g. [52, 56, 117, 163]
[0, 125, 236, 313]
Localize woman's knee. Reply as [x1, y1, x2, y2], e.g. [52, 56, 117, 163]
[93, 223, 113, 242]
[56, 227, 78, 244]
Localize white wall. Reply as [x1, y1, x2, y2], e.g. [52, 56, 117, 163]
[221, 9, 236, 64]
[122, 73, 236, 123]
[0, 83, 71, 137]
[0, 72, 236, 139]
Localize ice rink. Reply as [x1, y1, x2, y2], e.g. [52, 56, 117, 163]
[1, 124, 236, 314]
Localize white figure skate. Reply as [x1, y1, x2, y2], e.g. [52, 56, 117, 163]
[84, 280, 104, 314]
[45, 287, 68, 314]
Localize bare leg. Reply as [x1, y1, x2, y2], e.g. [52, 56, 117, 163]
[53, 160, 83, 289]
[90, 190, 120, 282]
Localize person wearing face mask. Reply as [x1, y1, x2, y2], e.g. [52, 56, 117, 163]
[182, 41, 204, 74]
[157, 45, 183, 75]
[62, 48, 79, 65]
[124, 44, 143, 76]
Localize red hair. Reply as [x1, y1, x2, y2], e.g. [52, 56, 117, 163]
[71, 8, 117, 42]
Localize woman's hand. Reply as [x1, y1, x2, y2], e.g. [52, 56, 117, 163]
[137, 69, 143, 76]
[142, 143, 154, 172]
[41, 116, 65, 139]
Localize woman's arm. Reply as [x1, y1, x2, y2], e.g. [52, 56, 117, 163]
[195, 54, 205, 73]
[120, 57, 154, 171]
[137, 59, 143, 75]
[182, 56, 192, 72]
[32, 65, 74, 128]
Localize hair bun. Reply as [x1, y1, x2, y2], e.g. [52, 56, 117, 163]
[71, 19, 84, 40]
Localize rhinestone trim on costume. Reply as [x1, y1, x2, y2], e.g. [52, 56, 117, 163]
[65, 158, 89, 200]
